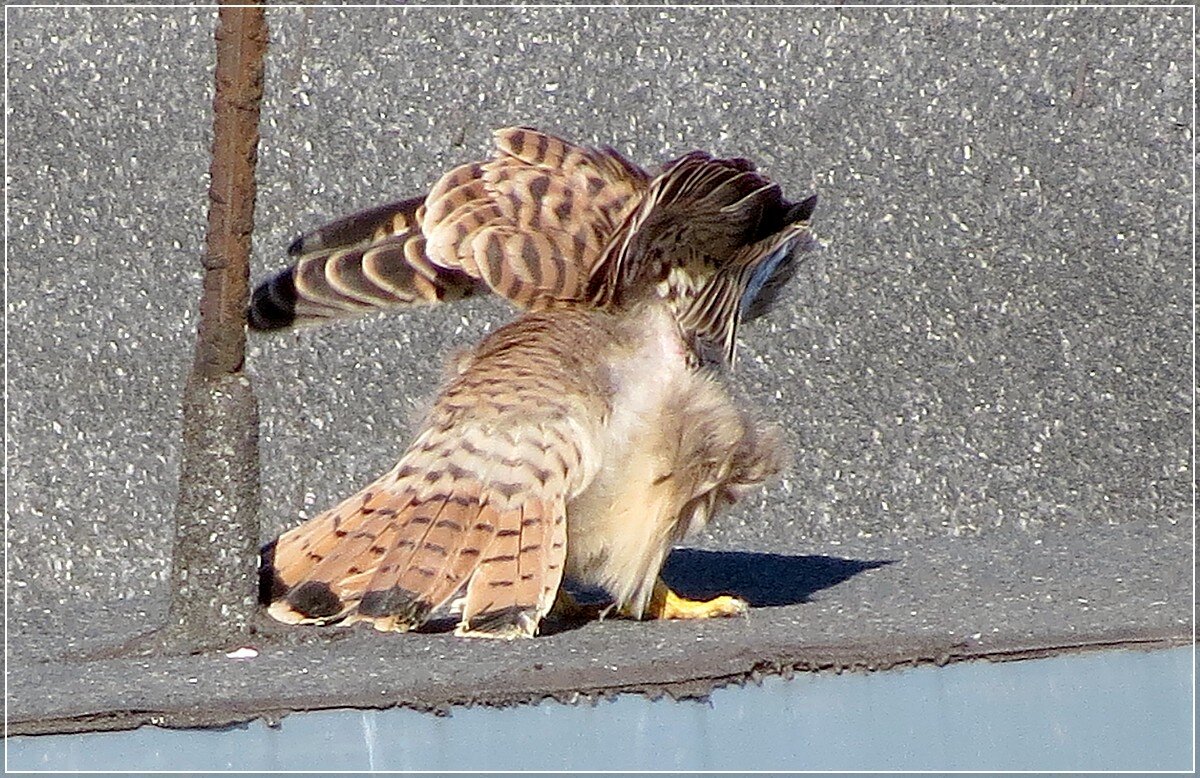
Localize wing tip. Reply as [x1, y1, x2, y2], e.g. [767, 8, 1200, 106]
[786, 193, 819, 224]
[286, 232, 310, 257]
[247, 266, 298, 331]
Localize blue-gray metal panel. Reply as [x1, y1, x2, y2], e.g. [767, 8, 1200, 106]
[7, 647, 1192, 772]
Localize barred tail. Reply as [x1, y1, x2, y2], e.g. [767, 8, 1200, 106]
[263, 420, 579, 639]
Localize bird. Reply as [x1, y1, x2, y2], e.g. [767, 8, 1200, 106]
[259, 136, 818, 638]
[248, 126, 815, 365]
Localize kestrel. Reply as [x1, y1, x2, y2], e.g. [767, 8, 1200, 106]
[259, 130, 817, 638]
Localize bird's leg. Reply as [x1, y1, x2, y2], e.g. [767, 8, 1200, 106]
[637, 576, 748, 620]
[549, 588, 612, 622]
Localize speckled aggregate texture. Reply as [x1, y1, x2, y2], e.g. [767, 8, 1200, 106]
[7, 6, 1193, 734]
[8, 8, 213, 606]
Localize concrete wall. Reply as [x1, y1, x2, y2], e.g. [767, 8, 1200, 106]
[8, 6, 1191, 626]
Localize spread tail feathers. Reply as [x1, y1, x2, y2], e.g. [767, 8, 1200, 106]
[263, 427, 573, 638]
[259, 302, 606, 643]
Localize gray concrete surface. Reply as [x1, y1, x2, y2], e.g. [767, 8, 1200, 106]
[7, 6, 1193, 734]
[9, 524, 1191, 734]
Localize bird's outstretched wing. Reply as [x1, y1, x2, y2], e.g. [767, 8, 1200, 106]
[249, 127, 649, 331]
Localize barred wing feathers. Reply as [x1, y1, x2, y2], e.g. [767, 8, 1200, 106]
[249, 127, 650, 330]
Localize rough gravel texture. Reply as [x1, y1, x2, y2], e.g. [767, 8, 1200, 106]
[6, 6, 1192, 735]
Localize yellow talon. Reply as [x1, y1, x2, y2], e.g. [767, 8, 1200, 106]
[641, 577, 749, 620]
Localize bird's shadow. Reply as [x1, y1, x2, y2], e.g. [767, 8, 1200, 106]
[533, 549, 895, 636]
[660, 548, 894, 608]
[404, 549, 893, 637]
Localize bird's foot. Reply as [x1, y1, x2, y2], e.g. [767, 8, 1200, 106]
[641, 578, 749, 620]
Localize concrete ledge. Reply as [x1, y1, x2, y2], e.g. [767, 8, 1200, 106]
[9, 524, 1190, 735]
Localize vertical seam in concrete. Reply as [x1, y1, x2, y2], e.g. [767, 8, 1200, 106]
[195, 3, 267, 378]
[165, 4, 268, 649]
